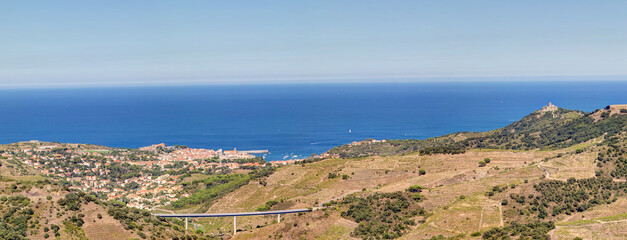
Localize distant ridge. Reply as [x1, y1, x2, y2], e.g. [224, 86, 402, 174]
[326, 104, 627, 158]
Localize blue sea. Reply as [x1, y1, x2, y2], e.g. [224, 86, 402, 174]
[0, 81, 625, 161]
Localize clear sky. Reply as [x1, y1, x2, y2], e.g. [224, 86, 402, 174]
[2, 1, 627, 87]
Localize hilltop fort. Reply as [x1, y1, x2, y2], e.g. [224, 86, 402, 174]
[540, 102, 558, 112]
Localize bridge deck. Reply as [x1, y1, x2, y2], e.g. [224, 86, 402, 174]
[154, 209, 311, 218]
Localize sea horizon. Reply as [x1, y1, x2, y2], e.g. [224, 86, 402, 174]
[1, 81, 625, 161]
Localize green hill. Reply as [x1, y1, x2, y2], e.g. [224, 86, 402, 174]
[460, 107, 626, 150]
[328, 106, 627, 158]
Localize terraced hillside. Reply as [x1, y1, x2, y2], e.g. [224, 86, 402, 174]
[186, 106, 627, 239]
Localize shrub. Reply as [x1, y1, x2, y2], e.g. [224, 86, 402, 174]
[256, 200, 279, 211]
[407, 185, 424, 193]
[418, 169, 426, 175]
[57, 193, 81, 211]
[410, 193, 425, 201]
[482, 221, 554, 240]
[601, 111, 610, 119]
[171, 174, 251, 209]
[496, 177, 627, 219]
[478, 161, 486, 167]
[419, 146, 466, 155]
[335, 191, 426, 239]
[51, 224, 60, 232]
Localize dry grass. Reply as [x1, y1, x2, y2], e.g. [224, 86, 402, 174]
[149, 137, 626, 239]
[541, 151, 596, 180]
[419, 194, 501, 235]
[80, 202, 139, 240]
[196, 150, 551, 237]
[232, 211, 358, 240]
[557, 198, 627, 223]
[551, 221, 627, 240]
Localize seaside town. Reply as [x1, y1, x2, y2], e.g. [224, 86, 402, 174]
[0, 141, 317, 210]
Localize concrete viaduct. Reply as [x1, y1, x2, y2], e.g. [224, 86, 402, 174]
[154, 208, 312, 236]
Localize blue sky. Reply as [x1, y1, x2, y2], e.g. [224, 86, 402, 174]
[1, 1, 627, 87]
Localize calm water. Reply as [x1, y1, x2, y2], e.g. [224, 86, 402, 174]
[0, 81, 625, 160]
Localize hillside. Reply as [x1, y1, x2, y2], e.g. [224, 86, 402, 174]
[0, 104, 625, 239]
[186, 105, 627, 239]
[218, 148, 626, 239]
[0, 178, 206, 240]
[0, 141, 273, 239]
[328, 105, 627, 158]
[459, 107, 625, 150]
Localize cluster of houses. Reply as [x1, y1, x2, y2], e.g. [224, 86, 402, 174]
[4, 146, 192, 209]
[128, 145, 264, 171]
[158, 147, 256, 161]
[140, 143, 257, 160]
[1, 142, 327, 210]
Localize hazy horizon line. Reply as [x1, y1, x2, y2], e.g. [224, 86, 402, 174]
[1, 74, 626, 90]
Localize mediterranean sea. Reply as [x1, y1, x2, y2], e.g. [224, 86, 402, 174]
[0, 81, 625, 161]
